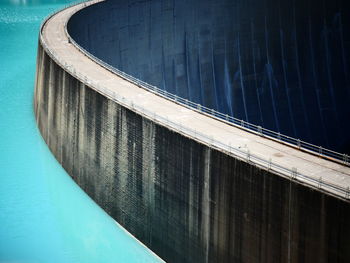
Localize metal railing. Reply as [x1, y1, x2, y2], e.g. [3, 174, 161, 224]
[38, 0, 350, 200]
[65, 20, 349, 167]
[41, 0, 350, 168]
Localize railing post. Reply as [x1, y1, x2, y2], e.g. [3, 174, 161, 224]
[268, 158, 272, 170]
[318, 177, 323, 189]
[297, 139, 301, 149]
[343, 154, 349, 165]
[225, 114, 229, 121]
[291, 167, 297, 180]
[346, 187, 350, 199]
[240, 120, 244, 127]
[246, 150, 250, 162]
[319, 146, 323, 156]
[258, 126, 262, 136]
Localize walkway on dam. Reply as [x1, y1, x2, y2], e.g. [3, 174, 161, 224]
[41, 0, 350, 200]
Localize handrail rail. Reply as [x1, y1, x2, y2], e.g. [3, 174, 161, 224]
[38, 0, 350, 201]
[64, 7, 349, 167]
[67, 36, 349, 167]
[40, 0, 349, 168]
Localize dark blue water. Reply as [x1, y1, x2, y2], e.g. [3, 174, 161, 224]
[0, 1, 160, 262]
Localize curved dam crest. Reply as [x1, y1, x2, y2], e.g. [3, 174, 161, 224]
[35, 0, 350, 262]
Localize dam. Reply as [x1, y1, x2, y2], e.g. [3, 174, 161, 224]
[35, 0, 350, 262]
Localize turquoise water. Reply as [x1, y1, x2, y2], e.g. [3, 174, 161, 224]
[0, 1, 160, 262]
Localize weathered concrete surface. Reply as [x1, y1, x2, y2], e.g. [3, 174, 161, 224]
[39, 0, 350, 201]
[34, 1, 350, 263]
[68, 0, 350, 154]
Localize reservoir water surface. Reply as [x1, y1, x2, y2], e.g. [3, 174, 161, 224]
[0, 1, 160, 262]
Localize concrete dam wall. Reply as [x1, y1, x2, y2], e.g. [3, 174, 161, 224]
[35, 1, 350, 263]
[35, 42, 350, 262]
[67, 0, 350, 154]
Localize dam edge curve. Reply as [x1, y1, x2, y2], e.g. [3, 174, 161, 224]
[35, 1, 350, 262]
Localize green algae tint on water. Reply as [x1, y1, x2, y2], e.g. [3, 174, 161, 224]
[0, 1, 161, 262]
